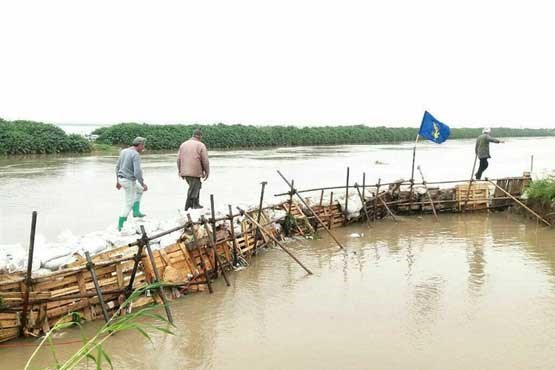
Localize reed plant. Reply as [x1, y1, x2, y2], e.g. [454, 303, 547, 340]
[23, 283, 173, 370]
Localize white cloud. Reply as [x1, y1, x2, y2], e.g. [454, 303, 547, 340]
[1, 0, 554, 128]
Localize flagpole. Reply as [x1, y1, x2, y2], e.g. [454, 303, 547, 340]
[409, 134, 420, 195]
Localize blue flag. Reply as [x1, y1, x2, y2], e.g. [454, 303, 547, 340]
[419, 111, 450, 144]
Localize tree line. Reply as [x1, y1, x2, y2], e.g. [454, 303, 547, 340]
[93, 123, 555, 150]
[0, 119, 91, 155]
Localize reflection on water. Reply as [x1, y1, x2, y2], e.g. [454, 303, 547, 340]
[2, 213, 555, 370]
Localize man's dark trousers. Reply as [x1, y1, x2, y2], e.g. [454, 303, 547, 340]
[184, 176, 202, 210]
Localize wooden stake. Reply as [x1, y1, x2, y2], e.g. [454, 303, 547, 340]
[463, 154, 478, 211]
[21, 211, 37, 331]
[354, 183, 371, 227]
[344, 167, 350, 218]
[140, 226, 174, 324]
[237, 207, 313, 275]
[377, 193, 398, 222]
[186, 214, 213, 293]
[202, 217, 230, 287]
[374, 179, 381, 221]
[277, 170, 345, 249]
[488, 180, 551, 226]
[409, 134, 420, 196]
[85, 252, 110, 324]
[228, 205, 239, 266]
[417, 165, 439, 221]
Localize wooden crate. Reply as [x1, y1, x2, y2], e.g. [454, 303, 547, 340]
[456, 182, 490, 210]
[309, 203, 345, 229]
[0, 312, 20, 343]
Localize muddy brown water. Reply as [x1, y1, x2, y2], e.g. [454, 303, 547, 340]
[1, 213, 555, 370]
[1, 138, 555, 369]
[1, 137, 553, 245]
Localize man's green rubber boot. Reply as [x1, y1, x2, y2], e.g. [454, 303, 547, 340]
[132, 201, 146, 217]
[118, 216, 127, 231]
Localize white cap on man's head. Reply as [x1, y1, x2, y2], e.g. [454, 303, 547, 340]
[482, 128, 491, 134]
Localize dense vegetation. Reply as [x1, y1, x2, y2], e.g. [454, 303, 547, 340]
[0, 119, 92, 155]
[525, 176, 555, 203]
[93, 123, 555, 150]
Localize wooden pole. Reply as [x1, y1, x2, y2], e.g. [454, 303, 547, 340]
[530, 155, 534, 173]
[186, 214, 213, 293]
[463, 154, 478, 211]
[362, 172, 366, 203]
[202, 217, 230, 287]
[85, 251, 110, 324]
[254, 181, 268, 253]
[354, 183, 371, 227]
[409, 134, 420, 196]
[417, 165, 439, 221]
[319, 189, 324, 207]
[125, 241, 145, 297]
[377, 193, 398, 222]
[287, 179, 295, 218]
[488, 180, 551, 226]
[209, 194, 218, 275]
[140, 225, 174, 324]
[228, 205, 239, 267]
[21, 211, 37, 331]
[344, 167, 350, 218]
[277, 170, 345, 249]
[374, 179, 381, 221]
[237, 207, 313, 275]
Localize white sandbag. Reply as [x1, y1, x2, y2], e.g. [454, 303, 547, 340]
[0, 243, 41, 273]
[43, 254, 78, 271]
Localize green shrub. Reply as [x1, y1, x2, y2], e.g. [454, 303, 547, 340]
[525, 176, 555, 203]
[0, 120, 92, 155]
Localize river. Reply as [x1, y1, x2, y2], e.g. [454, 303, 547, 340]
[0, 137, 553, 245]
[1, 138, 555, 369]
[1, 213, 555, 369]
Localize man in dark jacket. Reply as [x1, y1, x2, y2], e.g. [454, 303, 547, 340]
[475, 128, 504, 180]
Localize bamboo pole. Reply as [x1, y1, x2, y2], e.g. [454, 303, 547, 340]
[417, 165, 439, 221]
[277, 170, 345, 249]
[186, 214, 213, 294]
[237, 207, 313, 275]
[376, 193, 398, 222]
[344, 167, 350, 218]
[373, 179, 381, 221]
[462, 154, 479, 211]
[273, 176, 529, 197]
[202, 217, 230, 287]
[85, 252, 110, 324]
[354, 183, 371, 227]
[409, 134, 420, 196]
[530, 155, 534, 173]
[21, 211, 37, 331]
[488, 180, 551, 226]
[228, 205, 239, 267]
[140, 225, 174, 324]
[253, 181, 268, 253]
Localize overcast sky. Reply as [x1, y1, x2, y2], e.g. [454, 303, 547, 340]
[1, 0, 554, 128]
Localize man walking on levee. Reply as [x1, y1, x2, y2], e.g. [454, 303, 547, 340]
[177, 129, 210, 210]
[475, 128, 504, 180]
[115, 137, 148, 231]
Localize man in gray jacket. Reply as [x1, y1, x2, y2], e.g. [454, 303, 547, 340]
[475, 128, 504, 180]
[115, 137, 148, 231]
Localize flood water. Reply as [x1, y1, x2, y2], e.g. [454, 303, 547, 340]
[1, 213, 555, 370]
[0, 137, 553, 245]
